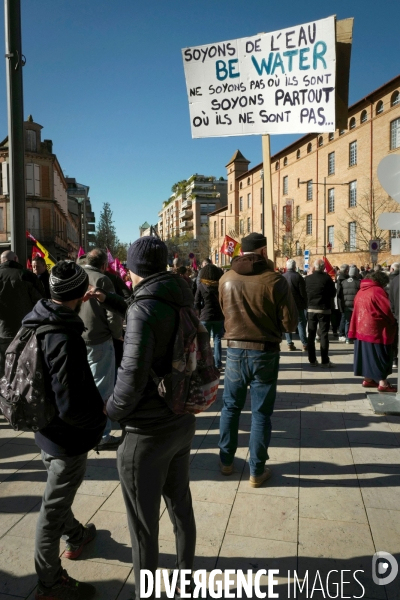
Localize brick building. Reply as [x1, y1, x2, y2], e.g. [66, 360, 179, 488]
[0, 116, 81, 260]
[209, 75, 400, 268]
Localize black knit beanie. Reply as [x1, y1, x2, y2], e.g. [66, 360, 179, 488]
[241, 232, 267, 252]
[127, 236, 168, 278]
[50, 261, 89, 301]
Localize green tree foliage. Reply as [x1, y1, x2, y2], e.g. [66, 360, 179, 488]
[94, 202, 126, 258]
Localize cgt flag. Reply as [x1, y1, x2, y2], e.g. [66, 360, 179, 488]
[323, 256, 336, 280]
[26, 231, 55, 271]
[220, 235, 241, 258]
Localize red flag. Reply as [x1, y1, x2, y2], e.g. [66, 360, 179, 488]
[32, 246, 45, 259]
[26, 258, 32, 270]
[323, 256, 336, 280]
[220, 235, 241, 258]
[77, 246, 85, 258]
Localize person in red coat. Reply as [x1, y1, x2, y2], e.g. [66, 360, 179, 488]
[348, 271, 396, 392]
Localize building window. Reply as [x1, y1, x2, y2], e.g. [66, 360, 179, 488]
[329, 132, 334, 141]
[339, 129, 345, 136]
[327, 225, 334, 248]
[247, 217, 251, 232]
[230, 183, 232, 191]
[260, 188, 263, 204]
[283, 157, 288, 166]
[307, 142, 312, 153]
[318, 136, 323, 147]
[360, 110, 367, 123]
[27, 207, 40, 236]
[306, 214, 312, 235]
[295, 241, 301, 255]
[213, 221, 217, 238]
[200, 215, 209, 225]
[200, 203, 216, 214]
[221, 219, 224, 236]
[240, 219, 244, 234]
[230, 203, 232, 213]
[275, 161, 279, 170]
[391, 91, 400, 106]
[0, 207, 4, 232]
[26, 163, 40, 196]
[239, 182, 242, 189]
[282, 206, 287, 225]
[349, 222, 357, 250]
[26, 130, 37, 152]
[328, 152, 335, 175]
[376, 100, 383, 115]
[349, 117, 356, 129]
[349, 180, 357, 207]
[247, 177, 251, 186]
[296, 205, 300, 220]
[390, 118, 400, 150]
[296, 149, 301, 159]
[283, 175, 288, 195]
[307, 180, 313, 201]
[260, 213, 263, 229]
[247, 193, 251, 208]
[239, 197, 243, 211]
[328, 188, 335, 213]
[349, 141, 357, 166]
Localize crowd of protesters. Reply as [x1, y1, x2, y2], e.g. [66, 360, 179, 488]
[0, 239, 398, 599]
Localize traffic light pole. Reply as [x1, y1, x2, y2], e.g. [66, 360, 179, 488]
[4, 0, 26, 263]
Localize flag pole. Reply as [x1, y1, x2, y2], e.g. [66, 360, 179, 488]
[262, 135, 274, 266]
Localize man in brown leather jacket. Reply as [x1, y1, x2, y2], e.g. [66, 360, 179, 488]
[218, 233, 297, 487]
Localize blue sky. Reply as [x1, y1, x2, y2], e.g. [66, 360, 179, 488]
[0, 0, 399, 245]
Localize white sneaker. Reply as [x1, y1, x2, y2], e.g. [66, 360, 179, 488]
[321, 361, 335, 368]
[338, 336, 346, 342]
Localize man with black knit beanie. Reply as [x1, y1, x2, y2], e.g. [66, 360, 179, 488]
[106, 236, 197, 600]
[22, 261, 106, 600]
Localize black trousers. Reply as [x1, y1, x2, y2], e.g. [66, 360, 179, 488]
[307, 313, 331, 364]
[117, 414, 196, 600]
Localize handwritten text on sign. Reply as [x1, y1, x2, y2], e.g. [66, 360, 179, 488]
[182, 16, 336, 138]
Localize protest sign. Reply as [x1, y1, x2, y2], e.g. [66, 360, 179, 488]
[182, 15, 336, 138]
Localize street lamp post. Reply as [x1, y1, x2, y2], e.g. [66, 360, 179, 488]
[299, 180, 350, 256]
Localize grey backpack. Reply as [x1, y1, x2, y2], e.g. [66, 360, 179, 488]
[0, 325, 63, 431]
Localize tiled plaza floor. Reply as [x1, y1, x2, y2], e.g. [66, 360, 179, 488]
[0, 338, 399, 599]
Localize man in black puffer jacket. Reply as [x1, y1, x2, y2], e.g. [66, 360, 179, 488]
[339, 265, 361, 343]
[106, 237, 196, 600]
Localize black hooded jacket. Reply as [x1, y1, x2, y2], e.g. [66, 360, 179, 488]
[195, 282, 224, 322]
[106, 271, 196, 431]
[22, 299, 106, 457]
[0, 260, 43, 339]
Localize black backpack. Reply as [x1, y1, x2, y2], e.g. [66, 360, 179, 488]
[0, 325, 65, 431]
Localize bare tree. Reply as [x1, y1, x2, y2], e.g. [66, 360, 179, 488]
[276, 208, 316, 259]
[336, 179, 398, 251]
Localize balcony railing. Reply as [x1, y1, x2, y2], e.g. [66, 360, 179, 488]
[181, 199, 192, 209]
[179, 210, 193, 220]
[180, 221, 193, 230]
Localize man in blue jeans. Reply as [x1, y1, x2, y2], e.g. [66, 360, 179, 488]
[218, 233, 297, 487]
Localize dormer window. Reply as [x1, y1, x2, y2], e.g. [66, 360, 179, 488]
[26, 130, 37, 152]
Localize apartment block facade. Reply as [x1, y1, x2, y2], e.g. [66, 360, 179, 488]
[210, 75, 400, 267]
[158, 174, 227, 253]
[0, 116, 85, 261]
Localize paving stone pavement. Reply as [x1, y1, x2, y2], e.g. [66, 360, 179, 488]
[0, 338, 399, 599]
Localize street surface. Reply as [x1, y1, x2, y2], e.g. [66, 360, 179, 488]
[0, 338, 399, 599]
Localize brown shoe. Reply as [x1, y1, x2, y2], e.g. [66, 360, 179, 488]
[249, 467, 272, 488]
[219, 461, 233, 475]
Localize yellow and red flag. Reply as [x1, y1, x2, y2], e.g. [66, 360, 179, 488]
[26, 231, 55, 270]
[220, 235, 241, 258]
